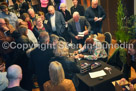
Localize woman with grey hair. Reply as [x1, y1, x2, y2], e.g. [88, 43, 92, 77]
[59, 3, 71, 22]
[43, 61, 76, 91]
[50, 41, 80, 90]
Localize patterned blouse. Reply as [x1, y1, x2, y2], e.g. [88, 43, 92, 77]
[78, 39, 107, 60]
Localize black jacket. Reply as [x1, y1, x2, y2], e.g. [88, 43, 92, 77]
[85, 5, 106, 30]
[29, 47, 54, 86]
[59, 9, 71, 22]
[70, 4, 85, 16]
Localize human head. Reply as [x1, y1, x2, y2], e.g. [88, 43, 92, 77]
[54, 41, 69, 57]
[48, 5, 55, 15]
[85, 37, 94, 45]
[60, 3, 66, 12]
[72, 0, 78, 6]
[39, 31, 50, 44]
[18, 25, 28, 36]
[28, 8, 35, 18]
[35, 16, 43, 26]
[92, 0, 98, 8]
[7, 65, 22, 82]
[38, 11, 45, 21]
[73, 12, 80, 22]
[0, 18, 6, 29]
[0, 5, 8, 14]
[49, 61, 65, 85]
[0, 57, 5, 72]
[21, 13, 30, 22]
[128, 40, 136, 55]
[50, 34, 59, 46]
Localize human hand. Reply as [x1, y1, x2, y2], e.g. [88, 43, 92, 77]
[79, 54, 84, 58]
[75, 36, 80, 40]
[99, 18, 103, 21]
[84, 30, 89, 35]
[74, 51, 78, 54]
[94, 17, 98, 22]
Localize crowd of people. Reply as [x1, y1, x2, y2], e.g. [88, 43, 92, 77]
[0, 0, 136, 91]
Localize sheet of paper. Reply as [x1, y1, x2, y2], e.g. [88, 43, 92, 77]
[89, 70, 106, 78]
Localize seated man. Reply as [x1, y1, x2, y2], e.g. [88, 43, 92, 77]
[68, 12, 91, 45]
[74, 37, 107, 61]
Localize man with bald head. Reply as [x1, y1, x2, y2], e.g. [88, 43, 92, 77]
[68, 12, 91, 45]
[85, 0, 106, 34]
[3, 65, 28, 91]
[46, 5, 66, 36]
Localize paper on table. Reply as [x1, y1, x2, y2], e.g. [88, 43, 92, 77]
[89, 70, 106, 78]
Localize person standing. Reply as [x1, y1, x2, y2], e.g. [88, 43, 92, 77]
[70, 0, 85, 16]
[46, 5, 65, 36]
[85, 0, 106, 34]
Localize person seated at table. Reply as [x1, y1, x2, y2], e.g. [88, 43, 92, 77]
[74, 37, 107, 61]
[50, 41, 80, 90]
[43, 61, 76, 91]
[124, 39, 136, 80]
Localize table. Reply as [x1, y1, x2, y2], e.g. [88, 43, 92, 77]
[76, 60, 123, 91]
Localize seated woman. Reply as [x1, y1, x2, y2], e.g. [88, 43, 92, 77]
[50, 41, 80, 90]
[74, 37, 107, 61]
[124, 39, 136, 79]
[43, 61, 76, 91]
[21, 13, 34, 31]
[33, 16, 48, 39]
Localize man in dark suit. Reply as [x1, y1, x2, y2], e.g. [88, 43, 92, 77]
[85, 0, 106, 34]
[46, 5, 66, 36]
[29, 31, 54, 91]
[68, 12, 91, 45]
[70, 0, 85, 16]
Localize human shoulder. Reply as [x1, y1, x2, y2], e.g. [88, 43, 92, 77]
[43, 80, 51, 87]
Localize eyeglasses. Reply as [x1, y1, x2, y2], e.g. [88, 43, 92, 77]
[0, 23, 6, 25]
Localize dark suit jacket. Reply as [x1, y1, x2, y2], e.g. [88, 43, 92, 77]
[85, 5, 106, 30]
[70, 4, 85, 16]
[45, 11, 66, 36]
[59, 9, 71, 22]
[68, 16, 91, 38]
[29, 47, 54, 86]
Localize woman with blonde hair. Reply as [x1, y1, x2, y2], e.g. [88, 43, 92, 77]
[43, 61, 76, 91]
[33, 16, 48, 39]
[50, 41, 80, 90]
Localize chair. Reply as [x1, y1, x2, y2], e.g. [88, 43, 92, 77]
[102, 41, 110, 62]
[104, 32, 112, 44]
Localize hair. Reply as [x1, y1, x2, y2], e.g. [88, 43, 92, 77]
[38, 11, 45, 16]
[53, 41, 69, 57]
[28, 8, 34, 13]
[4, 18, 9, 25]
[18, 25, 28, 36]
[85, 37, 94, 44]
[7, 65, 22, 81]
[21, 13, 29, 21]
[73, 11, 80, 17]
[129, 39, 136, 50]
[39, 31, 49, 44]
[35, 16, 42, 22]
[60, 3, 66, 8]
[49, 61, 65, 86]
[50, 34, 59, 43]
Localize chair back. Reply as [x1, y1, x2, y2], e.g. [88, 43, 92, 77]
[104, 32, 112, 44]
